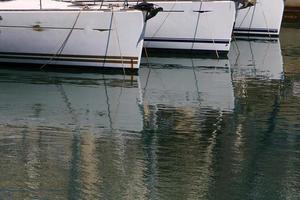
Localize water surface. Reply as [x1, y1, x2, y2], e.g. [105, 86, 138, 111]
[0, 27, 300, 199]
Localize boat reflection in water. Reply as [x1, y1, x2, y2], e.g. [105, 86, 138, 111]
[0, 70, 143, 132]
[229, 38, 284, 80]
[140, 54, 235, 111]
[139, 37, 288, 200]
[0, 69, 145, 199]
[139, 55, 235, 199]
[0, 54, 237, 198]
[0, 38, 291, 200]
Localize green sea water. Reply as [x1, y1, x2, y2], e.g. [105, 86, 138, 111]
[0, 26, 299, 199]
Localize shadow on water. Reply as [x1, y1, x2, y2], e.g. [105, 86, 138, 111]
[281, 26, 300, 75]
[0, 32, 300, 199]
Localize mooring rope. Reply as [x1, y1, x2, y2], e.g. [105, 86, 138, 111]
[148, 1, 177, 40]
[236, 7, 251, 30]
[141, 46, 152, 100]
[248, 3, 257, 34]
[102, 74, 114, 130]
[112, 9, 126, 75]
[191, 0, 203, 50]
[40, 9, 82, 70]
[191, 58, 201, 103]
[260, 1, 272, 38]
[102, 10, 114, 69]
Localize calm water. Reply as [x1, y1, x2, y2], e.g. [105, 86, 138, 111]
[0, 27, 300, 200]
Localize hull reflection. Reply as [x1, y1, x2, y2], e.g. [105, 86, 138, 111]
[140, 55, 234, 112]
[0, 69, 143, 132]
[0, 69, 146, 199]
[229, 39, 284, 80]
[138, 55, 235, 199]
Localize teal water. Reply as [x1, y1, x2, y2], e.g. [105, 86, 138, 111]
[0, 27, 300, 199]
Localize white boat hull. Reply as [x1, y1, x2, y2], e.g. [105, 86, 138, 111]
[143, 1, 236, 52]
[234, 0, 284, 37]
[0, 2, 145, 69]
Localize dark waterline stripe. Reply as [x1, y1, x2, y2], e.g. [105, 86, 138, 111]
[144, 37, 230, 44]
[233, 28, 278, 33]
[0, 52, 138, 60]
[0, 54, 138, 64]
